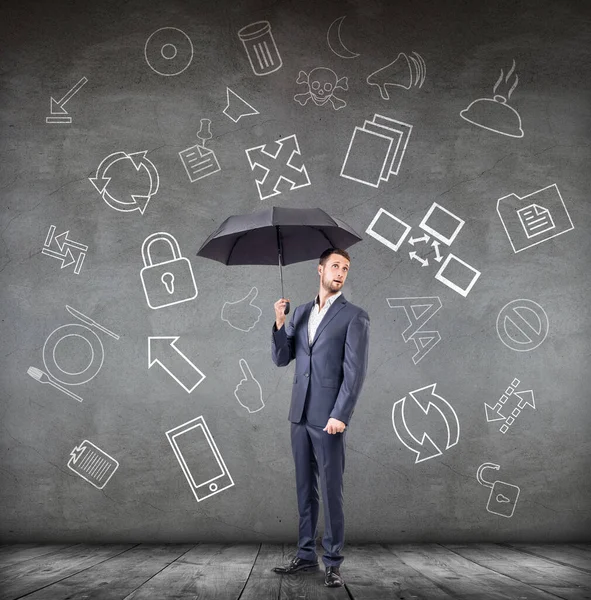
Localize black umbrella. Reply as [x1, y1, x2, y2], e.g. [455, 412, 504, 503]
[196, 206, 362, 314]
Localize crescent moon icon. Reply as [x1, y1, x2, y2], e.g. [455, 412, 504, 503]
[327, 16, 360, 59]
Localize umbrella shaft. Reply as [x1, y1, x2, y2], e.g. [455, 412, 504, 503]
[279, 254, 284, 298]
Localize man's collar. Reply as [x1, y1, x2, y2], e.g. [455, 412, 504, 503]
[314, 290, 342, 307]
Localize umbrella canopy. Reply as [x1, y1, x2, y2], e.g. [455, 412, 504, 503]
[196, 206, 362, 266]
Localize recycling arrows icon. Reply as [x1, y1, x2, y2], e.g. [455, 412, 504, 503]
[392, 383, 460, 463]
[89, 151, 159, 214]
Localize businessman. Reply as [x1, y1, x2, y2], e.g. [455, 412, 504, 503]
[271, 248, 370, 588]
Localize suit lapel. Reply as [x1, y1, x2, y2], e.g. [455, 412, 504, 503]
[311, 295, 347, 347]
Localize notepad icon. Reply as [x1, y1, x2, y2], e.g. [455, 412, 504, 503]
[179, 143, 221, 183]
[497, 184, 574, 253]
[67, 440, 119, 489]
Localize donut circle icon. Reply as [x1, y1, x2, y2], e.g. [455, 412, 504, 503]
[144, 27, 194, 76]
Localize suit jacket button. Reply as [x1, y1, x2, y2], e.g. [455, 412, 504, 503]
[304, 373, 309, 377]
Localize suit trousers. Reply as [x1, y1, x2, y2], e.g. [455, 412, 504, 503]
[291, 419, 346, 567]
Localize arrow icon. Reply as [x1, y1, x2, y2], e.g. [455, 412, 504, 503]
[514, 389, 535, 410]
[484, 402, 506, 422]
[42, 246, 76, 269]
[46, 77, 88, 124]
[223, 88, 260, 123]
[431, 240, 443, 262]
[245, 134, 311, 201]
[408, 233, 431, 246]
[409, 251, 428, 267]
[392, 383, 460, 463]
[148, 336, 206, 393]
[53, 230, 89, 253]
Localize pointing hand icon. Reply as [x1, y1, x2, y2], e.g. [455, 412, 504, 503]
[234, 359, 264, 413]
[221, 287, 263, 332]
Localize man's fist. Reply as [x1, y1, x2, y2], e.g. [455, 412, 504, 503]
[323, 418, 346, 434]
[274, 298, 290, 329]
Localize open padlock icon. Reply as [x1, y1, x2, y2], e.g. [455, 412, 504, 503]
[140, 232, 198, 310]
[477, 462, 520, 518]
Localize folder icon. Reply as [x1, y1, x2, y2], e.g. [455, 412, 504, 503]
[497, 184, 574, 253]
[179, 143, 221, 183]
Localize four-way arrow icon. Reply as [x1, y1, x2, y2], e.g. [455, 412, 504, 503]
[148, 336, 206, 393]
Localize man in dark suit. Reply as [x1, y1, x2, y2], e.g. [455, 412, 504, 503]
[271, 248, 370, 588]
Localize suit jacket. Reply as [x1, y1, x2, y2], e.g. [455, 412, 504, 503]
[271, 294, 370, 427]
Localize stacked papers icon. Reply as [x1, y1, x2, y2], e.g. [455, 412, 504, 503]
[340, 114, 412, 188]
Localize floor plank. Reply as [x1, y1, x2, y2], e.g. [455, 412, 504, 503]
[386, 544, 562, 600]
[234, 543, 283, 600]
[122, 543, 258, 600]
[0, 545, 77, 568]
[18, 544, 193, 600]
[445, 543, 591, 600]
[508, 544, 591, 573]
[344, 543, 455, 600]
[0, 544, 135, 600]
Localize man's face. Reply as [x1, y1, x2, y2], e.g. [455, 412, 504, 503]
[319, 254, 350, 293]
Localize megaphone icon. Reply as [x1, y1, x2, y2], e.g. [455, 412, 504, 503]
[367, 52, 426, 100]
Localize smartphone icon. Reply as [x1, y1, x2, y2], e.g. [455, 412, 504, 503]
[166, 416, 234, 502]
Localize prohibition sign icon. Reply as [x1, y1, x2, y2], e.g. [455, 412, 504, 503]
[496, 299, 549, 352]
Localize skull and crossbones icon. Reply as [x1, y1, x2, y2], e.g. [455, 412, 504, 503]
[294, 67, 348, 110]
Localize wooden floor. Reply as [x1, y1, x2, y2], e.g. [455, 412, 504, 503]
[0, 543, 590, 600]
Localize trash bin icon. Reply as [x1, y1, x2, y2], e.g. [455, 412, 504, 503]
[238, 20, 282, 76]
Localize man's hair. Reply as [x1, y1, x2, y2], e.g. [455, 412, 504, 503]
[319, 248, 351, 266]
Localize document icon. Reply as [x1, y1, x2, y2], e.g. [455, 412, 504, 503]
[497, 184, 574, 253]
[340, 114, 412, 188]
[179, 118, 221, 183]
[166, 415, 234, 503]
[67, 440, 119, 489]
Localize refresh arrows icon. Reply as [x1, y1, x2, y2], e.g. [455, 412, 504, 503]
[89, 151, 159, 214]
[392, 383, 460, 463]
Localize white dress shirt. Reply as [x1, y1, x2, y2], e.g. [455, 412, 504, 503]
[307, 291, 342, 345]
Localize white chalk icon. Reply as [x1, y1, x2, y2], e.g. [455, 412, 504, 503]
[148, 336, 206, 393]
[497, 184, 573, 253]
[179, 118, 221, 183]
[68, 440, 119, 489]
[485, 378, 536, 434]
[392, 384, 460, 464]
[166, 415, 235, 502]
[434, 253, 481, 297]
[28, 306, 120, 402]
[42, 225, 88, 274]
[144, 27, 194, 76]
[366, 208, 412, 252]
[367, 52, 426, 100]
[340, 114, 412, 187]
[386, 297, 442, 365]
[238, 21, 282, 76]
[245, 134, 311, 201]
[46, 76, 88, 124]
[326, 16, 360, 59]
[140, 232, 198, 310]
[223, 88, 260, 122]
[234, 359, 264, 413]
[294, 67, 348, 110]
[419, 203, 465, 246]
[496, 299, 549, 352]
[460, 59, 524, 138]
[221, 287, 262, 332]
[477, 463, 520, 518]
[89, 151, 159, 215]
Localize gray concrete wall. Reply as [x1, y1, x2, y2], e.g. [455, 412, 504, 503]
[1, 0, 590, 542]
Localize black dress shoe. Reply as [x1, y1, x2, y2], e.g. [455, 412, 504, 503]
[325, 566, 344, 587]
[272, 556, 319, 574]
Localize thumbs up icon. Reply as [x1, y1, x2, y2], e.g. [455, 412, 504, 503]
[234, 359, 264, 413]
[221, 287, 263, 332]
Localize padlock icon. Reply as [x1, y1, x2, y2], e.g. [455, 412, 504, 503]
[140, 232, 198, 310]
[477, 462, 520, 518]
